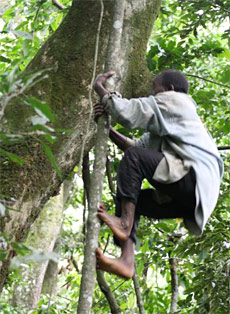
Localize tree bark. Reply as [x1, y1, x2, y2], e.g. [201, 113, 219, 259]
[0, 0, 163, 291]
[133, 264, 145, 314]
[41, 179, 72, 297]
[41, 237, 61, 296]
[169, 254, 179, 314]
[82, 153, 90, 237]
[77, 0, 126, 312]
[11, 186, 64, 310]
[97, 270, 122, 314]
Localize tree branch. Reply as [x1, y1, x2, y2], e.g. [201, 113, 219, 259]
[213, 4, 230, 14]
[71, 256, 80, 273]
[168, 234, 181, 313]
[218, 146, 230, 151]
[96, 271, 122, 314]
[82, 153, 90, 237]
[186, 73, 230, 89]
[82, 153, 90, 201]
[106, 157, 116, 202]
[168, 253, 178, 313]
[103, 234, 111, 254]
[132, 264, 145, 314]
[52, 0, 66, 10]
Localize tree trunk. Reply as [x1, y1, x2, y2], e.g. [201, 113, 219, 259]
[77, 0, 126, 312]
[11, 186, 64, 310]
[41, 180, 72, 297]
[169, 255, 178, 313]
[41, 238, 61, 296]
[0, 0, 162, 291]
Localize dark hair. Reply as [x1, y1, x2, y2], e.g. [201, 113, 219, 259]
[156, 69, 189, 94]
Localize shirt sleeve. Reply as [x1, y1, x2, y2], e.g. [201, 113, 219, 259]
[102, 93, 169, 136]
[134, 133, 150, 148]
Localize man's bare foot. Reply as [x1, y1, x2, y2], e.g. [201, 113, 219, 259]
[96, 248, 134, 279]
[97, 203, 131, 241]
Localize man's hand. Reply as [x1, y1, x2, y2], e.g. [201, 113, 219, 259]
[93, 71, 115, 99]
[94, 71, 115, 87]
[93, 103, 105, 122]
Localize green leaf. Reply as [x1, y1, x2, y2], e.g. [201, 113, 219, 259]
[154, 221, 172, 233]
[10, 251, 60, 269]
[6, 66, 20, 86]
[0, 148, 23, 166]
[219, 49, 230, 60]
[31, 115, 49, 126]
[12, 242, 32, 255]
[0, 250, 7, 261]
[25, 97, 54, 123]
[31, 124, 55, 133]
[220, 68, 230, 84]
[44, 133, 56, 144]
[39, 140, 61, 178]
[127, 293, 136, 309]
[0, 56, 11, 63]
[12, 30, 33, 40]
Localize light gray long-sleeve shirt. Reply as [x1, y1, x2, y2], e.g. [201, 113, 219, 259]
[103, 91, 224, 235]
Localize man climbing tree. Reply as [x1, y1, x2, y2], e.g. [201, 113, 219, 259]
[93, 69, 223, 279]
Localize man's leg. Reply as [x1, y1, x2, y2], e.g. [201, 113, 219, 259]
[96, 237, 135, 279]
[96, 147, 163, 278]
[98, 147, 164, 242]
[129, 169, 196, 244]
[97, 199, 135, 242]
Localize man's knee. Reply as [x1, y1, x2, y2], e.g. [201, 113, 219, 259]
[124, 146, 141, 160]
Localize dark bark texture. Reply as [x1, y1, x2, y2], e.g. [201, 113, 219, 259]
[0, 0, 163, 291]
[133, 264, 146, 314]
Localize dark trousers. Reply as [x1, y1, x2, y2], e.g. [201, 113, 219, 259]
[114, 147, 196, 245]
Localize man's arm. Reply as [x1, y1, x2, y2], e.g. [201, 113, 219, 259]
[93, 102, 135, 151]
[109, 127, 136, 151]
[94, 71, 163, 134]
[93, 71, 115, 100]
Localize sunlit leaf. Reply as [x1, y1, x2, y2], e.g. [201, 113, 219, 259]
[0, 148, 23, 165]
[39, 140, 61, 178]
[25, 97, 55, 123]
[10, 251, 60, 269]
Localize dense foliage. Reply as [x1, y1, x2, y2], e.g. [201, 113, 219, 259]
[0, 0, 229, 313]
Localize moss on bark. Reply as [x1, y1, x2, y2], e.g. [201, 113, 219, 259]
[121, 0, 163, 98]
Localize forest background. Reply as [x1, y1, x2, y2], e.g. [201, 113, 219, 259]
[0, 0, 229, 313]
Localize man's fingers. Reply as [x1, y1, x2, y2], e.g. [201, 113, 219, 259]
[104, 70, 115, 78]
[93, 71, 115, 90]
[94, 103, 104, 118]
[94, 108, 104, 113]
[94, 109, 104, 115]
[93, 104, 103, 109]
